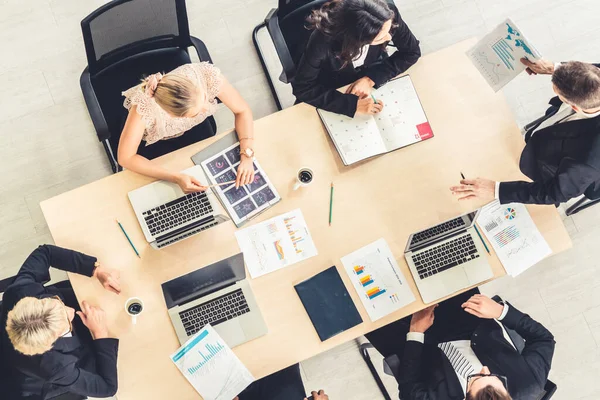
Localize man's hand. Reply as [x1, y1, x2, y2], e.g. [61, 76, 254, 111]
[94, 265, 121, 294]
[450, 178, 495, 201]
[521, 58, 555, 75]
[305, 389, 329, 400]
[346, 76, 375, 98]
[76, 301, 109, 339]
[409, 305, 438, 333]
[461, 294, 504, 319]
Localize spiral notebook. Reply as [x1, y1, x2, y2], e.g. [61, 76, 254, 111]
[317, 75, 434, 165]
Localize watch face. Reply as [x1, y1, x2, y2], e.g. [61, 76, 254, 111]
[245, 148, 254, 157]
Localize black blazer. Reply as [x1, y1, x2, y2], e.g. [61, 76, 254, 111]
[397, 305, 555, 400]
[0, 245, 119, 400]
[292, 2, 421, 117]
[499, 63, 600, 204]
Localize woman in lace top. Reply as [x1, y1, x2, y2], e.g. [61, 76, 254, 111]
[118, 62, 255, 192]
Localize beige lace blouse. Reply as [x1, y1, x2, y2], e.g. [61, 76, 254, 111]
[122, 62, 222, 145]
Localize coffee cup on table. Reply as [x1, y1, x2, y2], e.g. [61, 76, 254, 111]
[293, 167, 314, 190]
[125, 297, 144, 325]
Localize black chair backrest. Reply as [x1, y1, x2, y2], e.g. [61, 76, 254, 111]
[82, 0, 192, 74]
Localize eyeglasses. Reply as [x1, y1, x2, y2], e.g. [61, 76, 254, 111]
[466, 373, 508, 394]
[51, 296, 72, 337]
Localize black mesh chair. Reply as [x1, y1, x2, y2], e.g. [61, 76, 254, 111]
[80, 0, 217, 173]
[252, 0, 328, 110]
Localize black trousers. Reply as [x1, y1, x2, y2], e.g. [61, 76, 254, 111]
[366, 288, 482, 359]
[239, 364, 305, 400]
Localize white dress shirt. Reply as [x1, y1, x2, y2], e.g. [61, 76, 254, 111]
[406, 304, 511, 395]
[353, 45, 370, 69]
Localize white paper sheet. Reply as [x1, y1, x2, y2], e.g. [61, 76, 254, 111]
[467, 18, 542, 92]
[341, 238, 416, 321]
[235, 209, 318, 278]
[477, 201, 551, 276]
[170, 325, 254, 400]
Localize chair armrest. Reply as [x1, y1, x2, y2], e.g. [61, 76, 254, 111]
[190, 36, 213, 64]
[265, 8, 296, 81]
[80, 68, 111, 142]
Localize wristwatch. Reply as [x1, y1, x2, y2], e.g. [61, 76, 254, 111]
[241, 147, 254, 159]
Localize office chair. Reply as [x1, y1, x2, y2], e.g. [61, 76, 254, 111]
[565, 195, 600, 216]
[80, 0, 217, 173]
[252, 0, 328, 110]
[360, 296, 558, 400]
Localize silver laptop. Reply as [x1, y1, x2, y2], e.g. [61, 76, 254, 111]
[404, 210, 494, 304]
[128, 165, 229, 249]
[161, 253, 268, 347]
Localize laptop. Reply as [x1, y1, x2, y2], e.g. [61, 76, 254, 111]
[161, 253, 268, 347]
[404, 210, 494, 304]
[128, 165, 229, 249]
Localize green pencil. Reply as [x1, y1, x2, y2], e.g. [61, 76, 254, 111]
[474, 225, 490, 255]
[116, 219, 141, 258]
[371, 93, 378, 104]
[329, 182, 334, 226]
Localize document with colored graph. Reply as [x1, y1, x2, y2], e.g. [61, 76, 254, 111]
[477, 201, 551, 277]
[170, 325, 254, 400]
[467, 18, 542, 92]
[341, 238, 416, 321]
[234, 209, 318, 278]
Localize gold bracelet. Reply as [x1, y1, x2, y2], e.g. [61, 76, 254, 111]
[239, 137, 254, 141]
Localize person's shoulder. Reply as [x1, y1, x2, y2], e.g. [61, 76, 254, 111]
[305, 30, 332, 56]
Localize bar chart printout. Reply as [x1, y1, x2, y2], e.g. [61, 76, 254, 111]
[341, 238, 416, 321]
[467, 18, 541, 91]
[171, 325, 254, 400]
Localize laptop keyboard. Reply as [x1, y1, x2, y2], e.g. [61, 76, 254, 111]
[142, 192, 213, 236]
[179, 289, 250, 337]
[410, 217, 466, 246]
[412, 234, 480, 280]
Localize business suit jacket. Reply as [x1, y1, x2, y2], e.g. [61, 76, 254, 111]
[397, 306, 555, 400]
[291, 2, 421, 117]
[0, 245, 119, 400]
[499, 63, 600, 204]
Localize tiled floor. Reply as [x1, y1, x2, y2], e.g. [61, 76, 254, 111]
[0, 0, 598, 399]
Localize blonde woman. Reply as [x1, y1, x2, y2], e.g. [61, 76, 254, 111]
[0, 245, 121, 399]
[118, 62, 256, 192]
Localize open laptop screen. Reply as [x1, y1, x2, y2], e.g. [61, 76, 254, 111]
[162, 253, 246, 309]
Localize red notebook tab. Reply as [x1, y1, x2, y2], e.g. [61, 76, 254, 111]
[416, 122, 434, 140]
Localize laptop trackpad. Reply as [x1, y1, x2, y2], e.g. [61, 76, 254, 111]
[214, 319, 246, 348]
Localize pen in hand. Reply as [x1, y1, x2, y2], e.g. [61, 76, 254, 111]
[371, 93, 378, 105]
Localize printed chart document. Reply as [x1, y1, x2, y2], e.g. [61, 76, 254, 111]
[171, 325, 254, 400]
[467, 18, 542, 92]
[317, 75, 433, 165]
[200, 142, 281, 227]
[235, 209, 318, 278]
[341, 238, 416, 321]
[477, 201, 551, 276]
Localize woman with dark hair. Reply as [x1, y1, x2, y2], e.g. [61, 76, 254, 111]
[292, 0, 421, 117]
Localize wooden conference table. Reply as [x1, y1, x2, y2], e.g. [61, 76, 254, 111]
[41, 39, 571, 399]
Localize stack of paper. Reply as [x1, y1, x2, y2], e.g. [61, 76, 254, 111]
[235, 209, 318, 278]
[476, 201, 551, 277]
[341, 238, 416, 321]
[171, 325, 254, 400]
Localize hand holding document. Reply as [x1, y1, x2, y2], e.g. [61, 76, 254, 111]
[171, 325, 254, 400]
[341, 238, 416, 321]
[476, 201, 551, 276]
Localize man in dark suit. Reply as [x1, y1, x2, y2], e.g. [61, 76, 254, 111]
[450, 60, 600, 205]
[0, 245, 121, 399]
[366, 289, 555, 400]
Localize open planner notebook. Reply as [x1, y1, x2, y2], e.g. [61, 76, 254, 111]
[317, 75, 434, 165]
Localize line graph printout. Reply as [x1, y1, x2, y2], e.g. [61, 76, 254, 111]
[467, 18, 542, 91]
[341, 238, 416, 321]
[235, 209, 318, 278]
[477, 201, 551, 277]
[171, 325, 254, 400]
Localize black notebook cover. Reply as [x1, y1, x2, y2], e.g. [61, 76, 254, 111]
[294, 266, 363, 341]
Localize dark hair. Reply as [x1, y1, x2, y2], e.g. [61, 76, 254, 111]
[306, 0, 396, 67]
[466, 385, 512, 400]
[552, 61, 600, 110]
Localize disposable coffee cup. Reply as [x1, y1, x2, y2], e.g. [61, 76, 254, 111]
[293, 168, 314, 190]
[125, 297, 144, 325]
